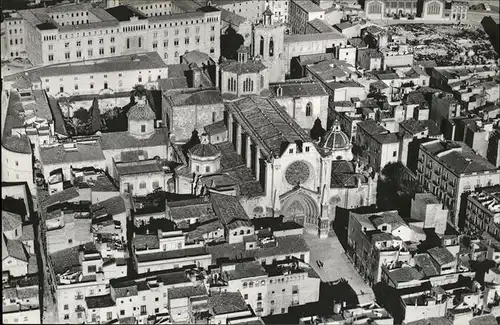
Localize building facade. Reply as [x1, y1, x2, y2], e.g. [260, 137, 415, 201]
[8, 3, 221, 66]
[417, 140, 500, 227]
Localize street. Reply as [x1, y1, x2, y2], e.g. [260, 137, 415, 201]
[34, 185, 58, 324]
[303, 231, 376, 305]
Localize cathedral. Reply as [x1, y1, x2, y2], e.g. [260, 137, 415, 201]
[176, 7, 377, 238]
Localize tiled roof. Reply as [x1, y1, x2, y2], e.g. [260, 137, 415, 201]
[115, 159, 163, 176]
[357, 119, 388, 135]
[2, 235, 28, 262]
[136, 246, 209, 263]
[224, 260, 267, 280]
[2, 211, 23, 231]
[40, 142, 105, 166]
[17, 286, 39, 300]
[182, 50, 213, 67]
[270, 81, 328, 98]
[210, 192, 250, 226]
[3, 90, 25, 137]
[220, 8, 247, 26]
[428, 247, 455, 266]
[189, 143, 221, 158]
[400, 119, 441, 137]
[86, 294, 115, 309]
[99, 128, 168, 150]
[168, 284, 207, 299]
[105, 5, 147, 21]
[2, 136, 32, 154]
[43, 187, 80, 207]
[209, 292, 248, 315]
[423, 140, 498, 174]
[227, 219, 253, 230]
[127, 101, 156, 121]
[414, 253, 439, 277]
[370, 211, 405, 229]
[169, 89, 222, 106]
[19, 225, 34, 242]
[5, 53, 167, 82]
[91, 196, 126, 217]
[308, 18, 336, 33]
[220, 60, 267, 74]
[204, 120, 227, 135]
[49, 245, 84, 274]
[113, 282, 139, 298]
[167, 198, 214, 222]
[225, 96, 311, 160]
[389, 267, 423, 283]
[134, 234, 159, 251]
[207, 235, 309, 262]
[293, 0, 324, 12]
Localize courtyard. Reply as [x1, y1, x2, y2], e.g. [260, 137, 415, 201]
[303, 232, 375, 305]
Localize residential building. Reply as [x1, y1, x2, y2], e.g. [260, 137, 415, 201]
[465, 186, 500, 241]
[410, 192, 448, 235]
[284, 31, 347, 74]
[2, 277, 41, 324]
[208, 291, 263, 324]
[289, 0, 325, 35]
[355, 119, 400, 172]
[132, 229, 212, 274]
[49, 244, 127, 324]
[416, 140, 500, 227]
[199, 0, 289, 24]
[357, 48, 382, 71]
[487, 129, 500, 168]
[113, 159, 173, 196]
[208, 258, 321, 317]
[6, 3, 221, 66]
[450, 1, 468, 21]
[399, 119, 442, 171]
[3, 52, 167, 97]
[2, 211, 37, 278]
[306, 18, 337, 35]
[347, 210, 413, 285]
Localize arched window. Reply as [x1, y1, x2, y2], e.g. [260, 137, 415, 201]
[212, 111, 216, 122]
[259, 36, 264, 56]
[427, 1, 440, 15]
[138, 37, 142, 47]
[306, 102, 312, 116]
[228, 77, 236, 92]
[368, 1, 382, 14]
[260, 75, 264, 89]
[126, 38, 130, 49]
[269, 37, 274, 57]
[243, 78, 253, 92]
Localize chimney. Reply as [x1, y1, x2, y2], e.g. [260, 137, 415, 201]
[200, 133, 210, 144]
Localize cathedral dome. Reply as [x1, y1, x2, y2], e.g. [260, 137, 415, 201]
[320, 120, 350, 150]
[127, 99, 155, 121]
[189, 143, 220, 158]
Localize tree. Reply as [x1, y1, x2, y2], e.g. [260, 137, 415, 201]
[131, 84, 147, 103]
[310, 118, 326, 141]
[89, 97, 102, 134]
[220, 26, 245, 61]
[73, 107, 89, 123]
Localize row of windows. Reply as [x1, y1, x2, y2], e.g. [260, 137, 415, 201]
[9, 38, 23, 46]
[51, 11, 89, 19]
[8, 28, 22, 34]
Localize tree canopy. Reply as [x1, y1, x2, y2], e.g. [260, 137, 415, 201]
[310, 118, 326, 141]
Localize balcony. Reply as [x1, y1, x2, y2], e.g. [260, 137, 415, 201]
[75, 294, 84, 300]
[292, 290, 299, 295]
[256, 308, 263, 313]
[434, 169, 441, 176]
[290, 301, 300, 306]
[75, 306, 85, 312]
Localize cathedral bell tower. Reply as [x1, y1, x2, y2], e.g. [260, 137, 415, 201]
[252, 6, 286, 83]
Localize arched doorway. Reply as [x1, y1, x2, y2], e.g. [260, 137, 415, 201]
[281, 192, 319, 233]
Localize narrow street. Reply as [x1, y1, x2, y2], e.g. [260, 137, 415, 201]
[34, 185, 58, 324]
